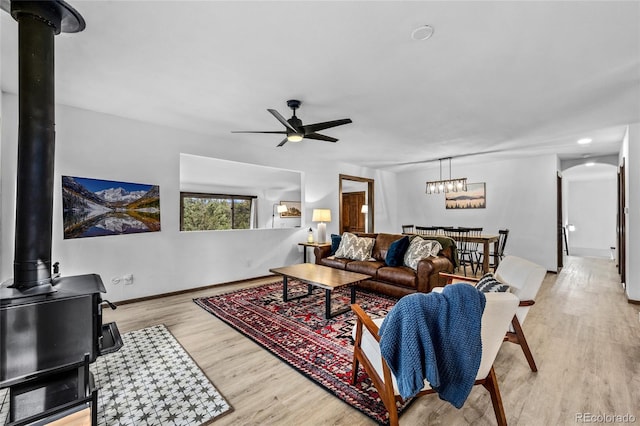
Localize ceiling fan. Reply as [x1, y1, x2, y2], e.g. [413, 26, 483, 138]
[232, 99, 352, 147]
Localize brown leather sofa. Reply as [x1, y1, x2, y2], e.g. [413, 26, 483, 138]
[314, 232, 457, 298]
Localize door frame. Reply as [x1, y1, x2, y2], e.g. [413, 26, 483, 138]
[339, 174, 374, 235]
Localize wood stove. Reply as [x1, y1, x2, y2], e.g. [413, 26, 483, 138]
[0, 1, 122, 423]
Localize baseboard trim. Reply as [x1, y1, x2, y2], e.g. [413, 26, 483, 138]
[114, 274, 276, 306]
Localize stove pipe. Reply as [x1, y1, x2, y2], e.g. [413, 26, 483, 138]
[2, 0, 85, 292]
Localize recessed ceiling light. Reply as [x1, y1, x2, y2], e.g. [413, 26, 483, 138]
[577, 138, 592, 145]
[411, 25, 434, 41]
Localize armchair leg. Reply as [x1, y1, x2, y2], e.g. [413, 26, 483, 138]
[506, 316, 538, 372]
[482, 367, 507, 426]
[351, 354, 360, 386]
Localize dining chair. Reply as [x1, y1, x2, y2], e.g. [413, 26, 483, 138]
[350, 290, 519, 426]
[479, 229, 509, 271]
[415, 226, 439, 236]
[466, 227, 483, 274]
[448, 228, 474, 276]
[439, 255, 547, 372]
[401, 224, 414, 234]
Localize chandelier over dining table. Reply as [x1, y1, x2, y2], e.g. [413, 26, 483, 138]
[425, 157, 468, 194]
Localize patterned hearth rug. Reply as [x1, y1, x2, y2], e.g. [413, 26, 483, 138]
[0, 324, 232, 425]
[194, 281, 410, 425]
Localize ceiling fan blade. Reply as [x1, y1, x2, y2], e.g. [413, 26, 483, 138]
[231, 131, 287, 134]
[302, 118, 352, 134]
[277, 138, 288, 147]
[267, 109, 298, 133]
[304, 133, 338, 143]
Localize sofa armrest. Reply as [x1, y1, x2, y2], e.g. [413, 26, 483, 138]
[415, 256, 454, 293]
[314, 245, 332, 263]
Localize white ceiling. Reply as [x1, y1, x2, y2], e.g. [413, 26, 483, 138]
[2, 1, 639, 171]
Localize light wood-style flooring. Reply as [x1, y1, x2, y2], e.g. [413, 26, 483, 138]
[103, 256, 640, 425]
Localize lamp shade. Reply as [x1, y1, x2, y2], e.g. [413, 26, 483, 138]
[277, 204, 288, 213]
[360, 205, 368, 214]
[312, 209, 331, 222]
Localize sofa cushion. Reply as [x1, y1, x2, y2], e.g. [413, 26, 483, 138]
[403, 238, 442, 270]
[346, 260, 385, 277]
[318, 256, 350, 270]
[335, 232, 375, 261]
[385, 236, 410, 267]
[376, 266, 417, 289]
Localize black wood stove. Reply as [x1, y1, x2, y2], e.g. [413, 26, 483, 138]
[0, 1, 122, 424]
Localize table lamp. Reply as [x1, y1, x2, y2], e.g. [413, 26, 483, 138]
[361, 204, 368, 233]
[312, 208, 331, 243]
[273, 204, 287, 228]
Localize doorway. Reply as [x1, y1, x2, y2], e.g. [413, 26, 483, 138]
[562, 164, 617, 259]
[339, 174, 374, 234]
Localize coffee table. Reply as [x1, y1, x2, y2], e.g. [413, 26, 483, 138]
[269, 263, 371, 319]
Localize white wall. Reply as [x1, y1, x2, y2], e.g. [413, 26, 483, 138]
[564, 172, 617, 257]
[1, 95, 396, 302]
[395, 155, 559, 271]
[622, 124, 639, 301]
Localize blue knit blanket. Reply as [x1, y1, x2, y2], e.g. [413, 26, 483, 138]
[378, 284, 486, 407]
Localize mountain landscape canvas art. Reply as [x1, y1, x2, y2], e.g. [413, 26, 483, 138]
[445, 182, 486, 209]
[62, 176, 160, 239]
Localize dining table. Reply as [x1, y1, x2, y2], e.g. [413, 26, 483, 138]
[408, 232, 501, 274]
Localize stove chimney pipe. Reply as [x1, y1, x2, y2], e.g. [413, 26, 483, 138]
[1, 0, 85, 292]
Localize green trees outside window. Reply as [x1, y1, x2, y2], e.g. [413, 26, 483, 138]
[180, 193, 255, 231]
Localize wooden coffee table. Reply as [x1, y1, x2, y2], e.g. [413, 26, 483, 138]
[269, 263, 371, 319]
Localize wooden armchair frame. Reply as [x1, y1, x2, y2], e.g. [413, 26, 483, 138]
[350, 301, 513, 426]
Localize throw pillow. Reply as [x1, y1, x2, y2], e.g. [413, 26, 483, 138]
[403, 237, 435, 270]
[475, 273, 510, 292]
[330, 234, 342, 255]
[421, 239, 443, 257]
[385, 236, 410, 267]
[334, 232, 375, 261]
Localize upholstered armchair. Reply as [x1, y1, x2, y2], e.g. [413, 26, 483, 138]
[350, 290, 519, 426]
[440, 255, 547, 372]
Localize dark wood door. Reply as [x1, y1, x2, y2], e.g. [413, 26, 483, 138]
[342, 192, 365, 233]
[557, 173, 563, 270]
[618, 159, 626, 283]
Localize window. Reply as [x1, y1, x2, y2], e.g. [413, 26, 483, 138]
[180, 192, 257, 231]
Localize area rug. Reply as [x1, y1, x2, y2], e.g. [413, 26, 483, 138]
[194, 280, 410, 425]
[0, 324, 232, 425]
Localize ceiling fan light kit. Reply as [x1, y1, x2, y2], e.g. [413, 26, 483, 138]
[232, 99, 352, 147]
[425, 157, 468, 195]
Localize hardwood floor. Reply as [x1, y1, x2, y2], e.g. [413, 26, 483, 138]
[103, 256, 640, 425]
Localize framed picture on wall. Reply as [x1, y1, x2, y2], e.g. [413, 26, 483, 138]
[280, 201, 301, 217]
[62, 176, 161, 239]
[445, 182, 486, 209]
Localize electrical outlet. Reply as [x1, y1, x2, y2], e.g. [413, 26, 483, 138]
[124, 274, 133, 285]
[111, 277, 121, 285]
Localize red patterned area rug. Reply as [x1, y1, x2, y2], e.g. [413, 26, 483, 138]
[194, 280, 411, 425]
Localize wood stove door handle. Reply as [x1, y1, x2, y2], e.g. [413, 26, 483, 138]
[102, 299, 118, 310]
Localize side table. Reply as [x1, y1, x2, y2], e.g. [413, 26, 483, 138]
[298, 242, 330, 263]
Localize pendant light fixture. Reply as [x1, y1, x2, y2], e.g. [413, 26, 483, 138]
[425, 157, 468, 194]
